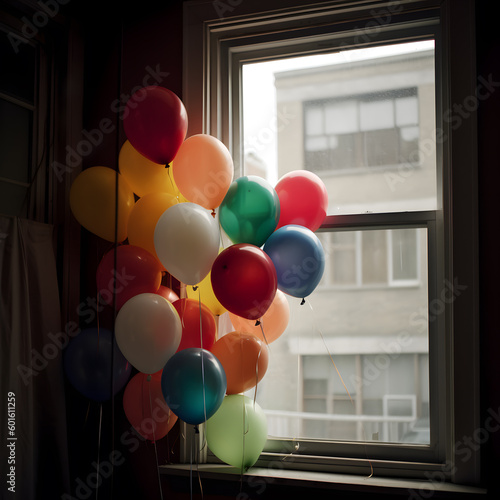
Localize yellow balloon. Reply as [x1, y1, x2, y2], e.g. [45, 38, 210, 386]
[127, 191, 178, 265]
[69, 166, 134, 242]
[119, 139, 183, 198]
[187, 270, 227, 316]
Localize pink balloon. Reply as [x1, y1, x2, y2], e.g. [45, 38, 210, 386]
[275, 170, 328, 232]
[123, 86, 188, 165]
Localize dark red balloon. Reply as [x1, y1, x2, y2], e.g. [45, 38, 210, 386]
[173, 298, 217, 352]
[275, 170, 328, 232]
[156, 285, 179, 303]
[123, 86, 188, 165]
[211, 244, 277, 320]
[96, 245, 162, 310]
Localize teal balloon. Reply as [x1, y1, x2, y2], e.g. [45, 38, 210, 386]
[206, 395, 267, 471]
[161, 348, 226, 425]
[219, 176, 280, 247]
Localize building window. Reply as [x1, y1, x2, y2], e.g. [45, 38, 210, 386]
[319, 228, 420, 288]
[304, 89, 419, 173]
[184, 0, 479, 485]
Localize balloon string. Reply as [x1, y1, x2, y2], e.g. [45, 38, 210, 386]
[197, 288, 208, 425]
[305, 301, 373, 478]
[96, 403, 103, 500]
[148, 379, 164, 500]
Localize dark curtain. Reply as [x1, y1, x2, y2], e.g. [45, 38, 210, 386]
[0, 215, 69, 499]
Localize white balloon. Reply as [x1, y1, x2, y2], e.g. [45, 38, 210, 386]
[154, 202, 220, 285]
[115, 293, 181, 374]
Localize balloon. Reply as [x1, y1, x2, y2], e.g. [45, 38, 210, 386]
[206, 395, 267, 471]
[96, 245, 163, 310]
[275, 170, 328, 232]
[171, 134, 233, 211]
[186, 270, 226, 316]
[154, 202, 219, 285]
[263, 225, 325, 298]
[115, 293, 182, 374]
[219, 175, 280, 247]
[69, 166, 135, 242]
[123, 86, 188, 165]
[123, 372, 178, 441]
[210, 332, 269, 394]
[161, 348, 226, 425]
[156, 285, 179, 303]
[211, 244, 277, 320]
[173, 298, 217, 352]
[228, 289, 289, 344]
[127, 192, 178, 266]
[63, 328, 131, 402]
[119, 140, 176, 197]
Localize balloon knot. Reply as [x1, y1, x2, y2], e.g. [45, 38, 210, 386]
[146, 374, 152, 381]
[211, 210, 216, 218]
[300, 298, 306, 305]
[192, 286, 199, 291]
[255, 320, 261, 326]
[194, 425, 200, 434]
[165, 164, 170, 169]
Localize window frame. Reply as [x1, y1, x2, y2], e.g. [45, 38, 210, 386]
[183, 0, 479, 486]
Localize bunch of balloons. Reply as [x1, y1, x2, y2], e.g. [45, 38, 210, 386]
[65, 85, 328, 470]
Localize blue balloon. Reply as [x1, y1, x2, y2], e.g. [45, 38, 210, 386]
[161, 348, 226, 425]
[263, 224, 325, 298]
[63, 328, 131, 402]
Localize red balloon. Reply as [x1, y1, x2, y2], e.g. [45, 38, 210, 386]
[96, 245, 163, 310]
[211, 244, 277, 320]
[275, 170, 328, 232]
[156, 285, 179, 303]
[123, 86, 188, 165]
[123, 372, 178, 442]
[173, 298, 217, 352]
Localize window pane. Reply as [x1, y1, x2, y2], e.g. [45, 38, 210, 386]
[243, 40, 436, 213]
[391, 228, 418, 281]
[251, 228, 429, 444]
[362, 230, 387, 284]
[359, 99, 394, 131]
[0, 180, 28, 217]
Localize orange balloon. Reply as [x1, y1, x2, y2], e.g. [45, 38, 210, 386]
[210, 332, 269, 394]
[123, 372, 178, 441]
[69, 166, 135, 242]
[127, 192, 178, 265]
[228, 289, 289, 344]
[172, 134, 233, 211]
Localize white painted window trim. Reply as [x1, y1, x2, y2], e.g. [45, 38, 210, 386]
[182, 0, 480, 487]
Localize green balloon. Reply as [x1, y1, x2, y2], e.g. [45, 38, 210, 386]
[206, 394, 268, 471]
[219, 176, 280, 247]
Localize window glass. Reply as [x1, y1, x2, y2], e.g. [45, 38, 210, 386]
[243, 40, 436, 214]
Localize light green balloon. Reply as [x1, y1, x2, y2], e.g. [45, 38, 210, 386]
[206, 394, 268, 471]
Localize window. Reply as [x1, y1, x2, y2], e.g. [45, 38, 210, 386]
[319, 228, 421, 288]
[183, 0, 479, 487]
[304, 89, 420, 173]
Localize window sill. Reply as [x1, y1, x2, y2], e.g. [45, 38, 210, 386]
[160, 463, 487, 498]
